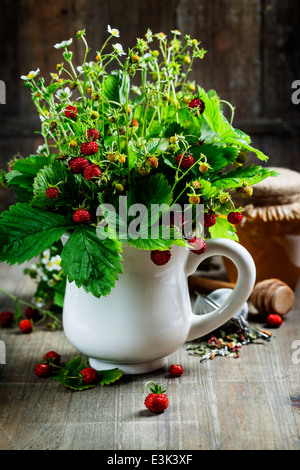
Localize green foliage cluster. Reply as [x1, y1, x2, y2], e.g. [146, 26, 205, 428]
[0, 28, 276, 298]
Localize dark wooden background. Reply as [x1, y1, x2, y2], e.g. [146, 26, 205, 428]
[0, 0, 300, 211]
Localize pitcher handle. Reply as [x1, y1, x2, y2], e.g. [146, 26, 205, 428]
[186, 238, 256, 341]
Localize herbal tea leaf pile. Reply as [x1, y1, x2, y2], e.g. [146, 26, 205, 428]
[0, 27, 276, 298]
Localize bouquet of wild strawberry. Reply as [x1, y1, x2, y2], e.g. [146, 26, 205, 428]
[0, 27, 276, 299]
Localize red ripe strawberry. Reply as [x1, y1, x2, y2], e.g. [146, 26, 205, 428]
[81, 367, 98, 384]
[144, 382, 169, 413]
[204, 212, 216, 227]
[73, 209, 91, 223]
[188, 236, 206, 255]
[64, 105, 77, 119]
[24, 306, 40, 321]
[169, 364, 184, 377]
[175, 153, 194, 170]
[69, 157, 89, 174]
[34, 363, 52, 378]
[80, 141, 99, 156]
[19, 319, 32, 334]
[46, 187, 59, 199]
[227, 211, 243, 225]
[83, 164, 102, 181]
[266, 314, 282, 328]
[150, 249, 171, 266]
[189, 98, 205, 113]
[0, 311, 14, 327]
[43, 351, 61, 366]
[87, 128, 99, 141]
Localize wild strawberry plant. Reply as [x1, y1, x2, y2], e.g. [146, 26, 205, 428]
[0, 27, 276, 298]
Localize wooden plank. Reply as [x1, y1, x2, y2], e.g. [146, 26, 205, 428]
[261, 0, 300, 119]
[177, 0, 262, 120]
[1, 262, 300, 450]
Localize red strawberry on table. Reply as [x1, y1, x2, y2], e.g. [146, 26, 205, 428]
[34, 363, 52, 378]
[169, 364, 184, 376]
[81, 367, 98, 384]
[143, 382, 169, 413]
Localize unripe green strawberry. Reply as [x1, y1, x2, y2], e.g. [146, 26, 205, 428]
[145, 157, 158, 169]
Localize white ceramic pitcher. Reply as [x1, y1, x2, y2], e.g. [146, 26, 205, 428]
[62, 238, 255, 374]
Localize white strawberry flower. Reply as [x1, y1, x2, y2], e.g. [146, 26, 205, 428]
[36, 144, 47, 155]
[113, 43, 126, 56]
[49, 255, 62, 271]
[77, 62, 95, 74]
[41, 249, 51, 264]
[32, 297, 45, 308]
[107, 25, 120, 37]
[55, 87, 72, 101]
[21, 68, 40, 80]
[54, 38, 73, 49]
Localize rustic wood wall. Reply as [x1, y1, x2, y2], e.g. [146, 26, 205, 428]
[0, 0, 299, 210]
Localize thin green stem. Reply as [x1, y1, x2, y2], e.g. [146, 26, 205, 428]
[0, 288, 62, 325]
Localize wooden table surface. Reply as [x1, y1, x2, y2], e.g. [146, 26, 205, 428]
[0, 261, 300, 451]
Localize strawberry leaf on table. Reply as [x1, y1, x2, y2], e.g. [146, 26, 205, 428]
[61, 226, 123, 298]
[0, 203, 73, 265]
[98, 368, 124, 386]
[49, 354, 123, 390]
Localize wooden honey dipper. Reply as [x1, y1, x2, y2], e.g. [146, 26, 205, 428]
[188, 276, 295, 316]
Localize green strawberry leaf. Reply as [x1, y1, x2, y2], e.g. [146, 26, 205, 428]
[5, 155, 50, 190]
[66, 355, 84, 373]
[0, 203, 73, 265]
[98, 368, 123, 386]
[212, 165, 279, 189]
[102, 70, 130, 106]
[208, 216, 239, 241]
[61, 226, 123, 298]
[32, 160, 67, 207]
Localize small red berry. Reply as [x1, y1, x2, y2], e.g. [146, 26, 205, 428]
[81, 367, 98, 384]
[266, 314, 282, 328]
[87, 128, 99, 141]
[19, 319, 33, 334]
[24, 307, 40, 321]
[227, 211, 243, 225]
[0, 311, 14, 327]
[73, 209, 91, 223]
[208, 335, 219, 345]
[83, 164, 102, 181]
[43, 351, 61, 366]
[45, 187, 59, 199]
[175, 153, 195, 170]
[34, 363, 52, 378]
[80, 141, 99, 156]
[169, 364, 184, 377]
[69, 157, 89, 174]
[188, 236, 206, 255]
[64, 105, 77, 119]
[150, 249, 171, 266]
[144, 382, 169, 413]
[204, 212, 216, 227]
[189, 98, 205, 113]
